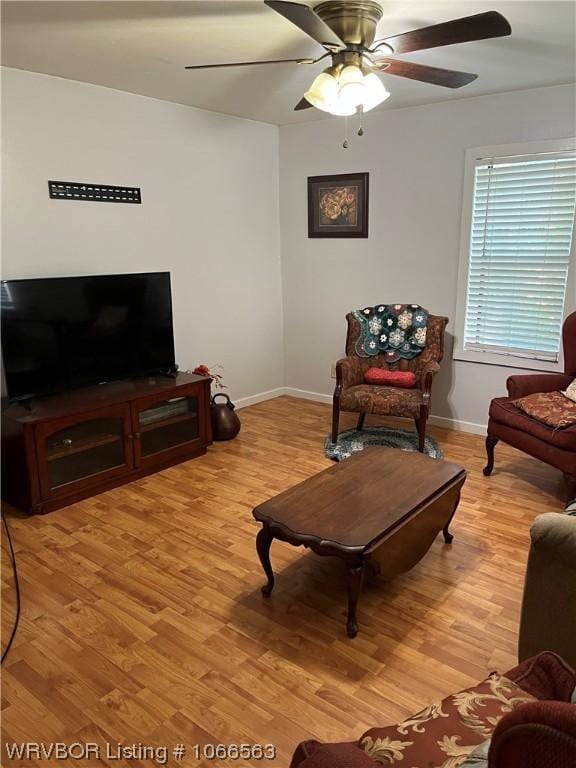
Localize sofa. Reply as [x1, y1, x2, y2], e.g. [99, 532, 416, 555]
[290, 514, 576, 767]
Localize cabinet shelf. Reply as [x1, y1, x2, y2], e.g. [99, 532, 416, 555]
[47, 434, 122, 461]
[140, 412, 198, 433]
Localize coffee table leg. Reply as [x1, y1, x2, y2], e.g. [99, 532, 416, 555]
[443, 491, 461, 544]
[346, 561, 365, 639]
[256, 525, 275, 597]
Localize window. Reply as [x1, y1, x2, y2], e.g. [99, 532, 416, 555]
[455, 140, 576, 369]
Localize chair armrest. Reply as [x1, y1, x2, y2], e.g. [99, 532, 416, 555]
[519, 514, 576, 671]
[418, 362, 441, 395]
[506, 651, 576, 701]
[506, 373, 572, 399]
[488, 701, 576, 768]
[335, 357, 360, 391]
[335, 357, 369, 390]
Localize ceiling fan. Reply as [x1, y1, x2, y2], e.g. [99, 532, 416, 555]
[184, 1, 511, 117]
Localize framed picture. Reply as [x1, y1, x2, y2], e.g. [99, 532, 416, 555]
[307, 172, 369, 238]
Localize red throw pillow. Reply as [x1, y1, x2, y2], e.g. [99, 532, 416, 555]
[364, 368, 417, 388]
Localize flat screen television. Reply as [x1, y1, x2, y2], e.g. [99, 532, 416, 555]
[1, 272, 176, 402]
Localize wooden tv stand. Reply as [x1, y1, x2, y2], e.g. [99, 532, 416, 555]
[1, 373, 212, 515]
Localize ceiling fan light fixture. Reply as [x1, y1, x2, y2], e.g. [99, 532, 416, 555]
[361, 72, 389, 111]
[304, 70, 339, 112]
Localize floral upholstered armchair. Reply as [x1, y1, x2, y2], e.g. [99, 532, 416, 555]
[332, 309, 448, 451]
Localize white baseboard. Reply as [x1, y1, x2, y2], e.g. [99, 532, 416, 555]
[428, 414, 487, 436]
[233, 387, 286, 409]
[282, 387, 332, 405]
[233, 386, 330, 409]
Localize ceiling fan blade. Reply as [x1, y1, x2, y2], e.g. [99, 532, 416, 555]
[265, 0, 345, 51]
[185, 57, 314, 70]
[375, 11, 511, 55]
[372, 58, 477, 88]
[294, 97, 313, 111]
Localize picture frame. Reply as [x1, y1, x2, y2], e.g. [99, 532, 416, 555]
[307, 172, 369, 238]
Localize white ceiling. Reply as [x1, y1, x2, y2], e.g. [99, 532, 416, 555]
[2, 1, 575, 125]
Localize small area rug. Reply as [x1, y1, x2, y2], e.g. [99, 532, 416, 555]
[325, 426, 444, 462]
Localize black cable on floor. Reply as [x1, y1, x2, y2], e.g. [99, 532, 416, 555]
[1, 513, 21, 664]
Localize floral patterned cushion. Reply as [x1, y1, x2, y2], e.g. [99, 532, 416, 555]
[563, 378, 576, 403]
[341, 385, 424, 418]
[358, 672, 535, 767]
[514, 391, 576, 429]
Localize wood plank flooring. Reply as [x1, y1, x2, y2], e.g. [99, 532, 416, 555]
[1, 396, 564, 767]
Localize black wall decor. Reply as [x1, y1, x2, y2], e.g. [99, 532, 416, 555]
[48, 181, 141, 204]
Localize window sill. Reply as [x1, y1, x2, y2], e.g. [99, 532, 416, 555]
[453, 347, 563, 373]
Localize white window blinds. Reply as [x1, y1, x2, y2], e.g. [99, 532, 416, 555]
[464, 151, 576, 361]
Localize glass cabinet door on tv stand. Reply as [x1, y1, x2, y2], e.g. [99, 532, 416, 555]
[131, 390, 204, 468]
[35, 404, 134, 498]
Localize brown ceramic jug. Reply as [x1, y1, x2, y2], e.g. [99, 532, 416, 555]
[211, 393, 241, 441]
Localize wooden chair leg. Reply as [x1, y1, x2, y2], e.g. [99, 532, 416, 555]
[483, 435, 499, 476]
[331, 399, 340, 444]
[414, 415, 426, 453]
[357, 413, 366, 431]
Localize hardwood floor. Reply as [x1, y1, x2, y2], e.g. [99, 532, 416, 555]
[1, 396, 564, 767]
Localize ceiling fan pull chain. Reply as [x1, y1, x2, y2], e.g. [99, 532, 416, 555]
[343, 115, 349, 149]
[357, 106, 364, 137]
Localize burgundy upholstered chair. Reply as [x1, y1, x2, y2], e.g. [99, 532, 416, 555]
[332, 312, 448, 451]
[484, 312, 576, 496]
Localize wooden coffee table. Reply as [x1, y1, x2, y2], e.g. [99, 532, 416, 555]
[253, 448, 466, 638]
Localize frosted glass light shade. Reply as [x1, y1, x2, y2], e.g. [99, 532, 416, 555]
[326, 100, 357, 116]
[339, 64, 363, 84]
[361, 73, 390, 112]
[304, 71, 339, 112]
[338, 80, 365, 109]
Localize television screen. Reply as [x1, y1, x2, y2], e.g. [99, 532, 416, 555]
[1, 272, 176, 401]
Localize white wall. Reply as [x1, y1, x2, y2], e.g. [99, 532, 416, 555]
[3, 71, 575, 430]
[279, 84, 576, 431]
[1, 67, 284, 403]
